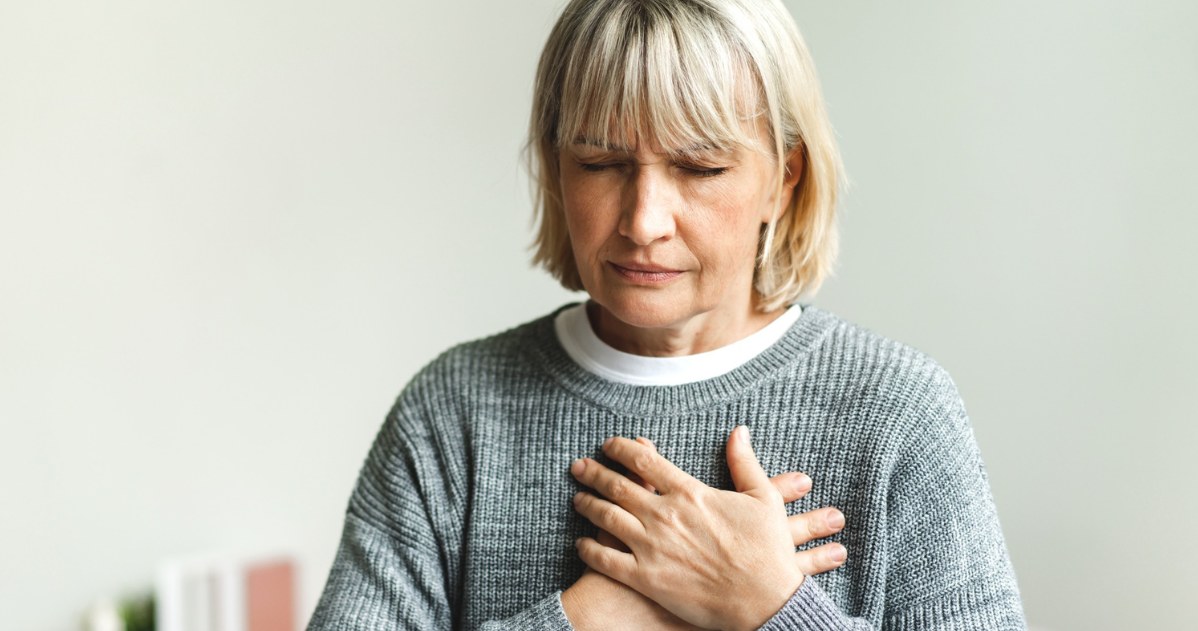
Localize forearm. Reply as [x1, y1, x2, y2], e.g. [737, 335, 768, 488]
[310, 511, 578, 631]
[561, 571, 704, 631]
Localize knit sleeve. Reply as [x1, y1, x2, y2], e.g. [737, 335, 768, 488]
[306, 394, 573, 631]
[757, 576, 873, 630]
[760, 361, 1025, 630]
[306, 514, 572, 630]
[877, 369, 1026, 630]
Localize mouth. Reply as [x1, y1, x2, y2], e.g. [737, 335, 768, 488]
[608, 262, 684, 284]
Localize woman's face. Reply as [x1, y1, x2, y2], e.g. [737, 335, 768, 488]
[558, 120, 799, 348]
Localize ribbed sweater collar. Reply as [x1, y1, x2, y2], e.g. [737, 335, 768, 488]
[522, 303, 839, 419]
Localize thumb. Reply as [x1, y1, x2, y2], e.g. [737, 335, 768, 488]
[726, 425, 772, 494]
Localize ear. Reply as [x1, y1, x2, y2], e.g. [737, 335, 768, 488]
[780, 145, 805, 208]
[764, 145, 805, 224]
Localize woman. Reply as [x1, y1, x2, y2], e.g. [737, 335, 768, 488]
[309, 0, 1025, 629]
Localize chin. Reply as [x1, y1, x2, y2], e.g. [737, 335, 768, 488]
[592, 290, 692, 330]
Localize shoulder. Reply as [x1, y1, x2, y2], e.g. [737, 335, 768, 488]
[385, 306, 566, 433]
[802, 305, 959, 392]
[412, 307, 560, 389]
[352, 307, 568, 517]
[798, 306, 969, 441]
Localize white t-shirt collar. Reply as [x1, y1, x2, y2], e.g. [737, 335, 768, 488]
[553, 302, 802, 386]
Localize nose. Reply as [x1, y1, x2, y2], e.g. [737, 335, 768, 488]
[618, 167, 677, 246]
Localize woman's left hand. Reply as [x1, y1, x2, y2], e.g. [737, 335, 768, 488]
[570, 426, 807, 631]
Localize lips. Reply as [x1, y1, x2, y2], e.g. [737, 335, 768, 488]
[609, 261, 683, 284]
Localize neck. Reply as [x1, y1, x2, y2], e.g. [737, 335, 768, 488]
[587, 298, 785, 357]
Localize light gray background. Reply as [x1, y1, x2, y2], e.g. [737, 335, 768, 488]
[2, 1, 1194, 629]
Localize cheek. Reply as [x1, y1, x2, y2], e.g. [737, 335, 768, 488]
[694, 186, 766, 260]
[562, 196, 599, 241]
[560, 188, 613, 268]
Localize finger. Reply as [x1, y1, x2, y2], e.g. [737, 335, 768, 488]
[571, 457, 655, 512]
[632, 437, 658, 493]
[595, 528, 630, 552]
[573, 491, 646, 543]
[725, 425, 773, 495]
[575, 536, 639, 586]
[771, 471, 813, 504]
[787, 507, 845, 545]
[602, 437, 692, 495]
[794, 542, 847, 577]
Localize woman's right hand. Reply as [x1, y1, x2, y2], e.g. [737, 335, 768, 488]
[561, 438, 846, 630]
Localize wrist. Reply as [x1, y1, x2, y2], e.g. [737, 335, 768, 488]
[561, 572, 616, 631]
[561, 583, 593, 630]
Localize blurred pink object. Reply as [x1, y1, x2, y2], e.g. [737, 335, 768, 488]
[246, 559, 296, 631]
[157, 552, 297, 631]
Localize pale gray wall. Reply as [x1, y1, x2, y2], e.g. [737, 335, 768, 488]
[1, 1, 1193, 629]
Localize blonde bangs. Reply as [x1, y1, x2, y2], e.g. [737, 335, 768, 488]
[554, 1, 763, 156]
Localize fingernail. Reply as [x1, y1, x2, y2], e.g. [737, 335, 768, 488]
[829, 545, 847, 563]
[736, 425, 749, 441]
[795, 474, 812, 492]
[827, 510, 845, 530]
[574, 537, 583, 549]
[603, 437, 615, 449]
[572, 492, 583, 505]
[570, 459, 586, 476]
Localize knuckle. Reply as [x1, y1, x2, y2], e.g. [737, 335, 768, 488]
[598, 503, 622, 527]
[607, 476, 632, 501]
[808, 509, 832, 535]
[678, 482, 704, 504]
[640, 564, 664, 587]
[585, 546, 610, 570]
[576, 493, 595, 514]
[810, 516, 826, 538]
[631, 451, 657, 475]
[656, 505, 681, 527]
[799, 515, 818, 540]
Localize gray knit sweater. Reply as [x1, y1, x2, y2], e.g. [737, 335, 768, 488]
[308, 305, 1025, 630]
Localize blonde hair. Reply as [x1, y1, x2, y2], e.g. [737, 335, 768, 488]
[528, 0, 843, 310]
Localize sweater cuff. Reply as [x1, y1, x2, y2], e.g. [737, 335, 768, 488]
[757, 576, 851, 631]
[480, 590, 573, 631]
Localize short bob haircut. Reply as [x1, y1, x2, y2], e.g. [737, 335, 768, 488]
[528, 0, 843, 311]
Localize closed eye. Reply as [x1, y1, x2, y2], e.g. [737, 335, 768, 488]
[575, 160, 727, 177]
[577, 161, 625, 173]
[681, 165, 729, 178]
